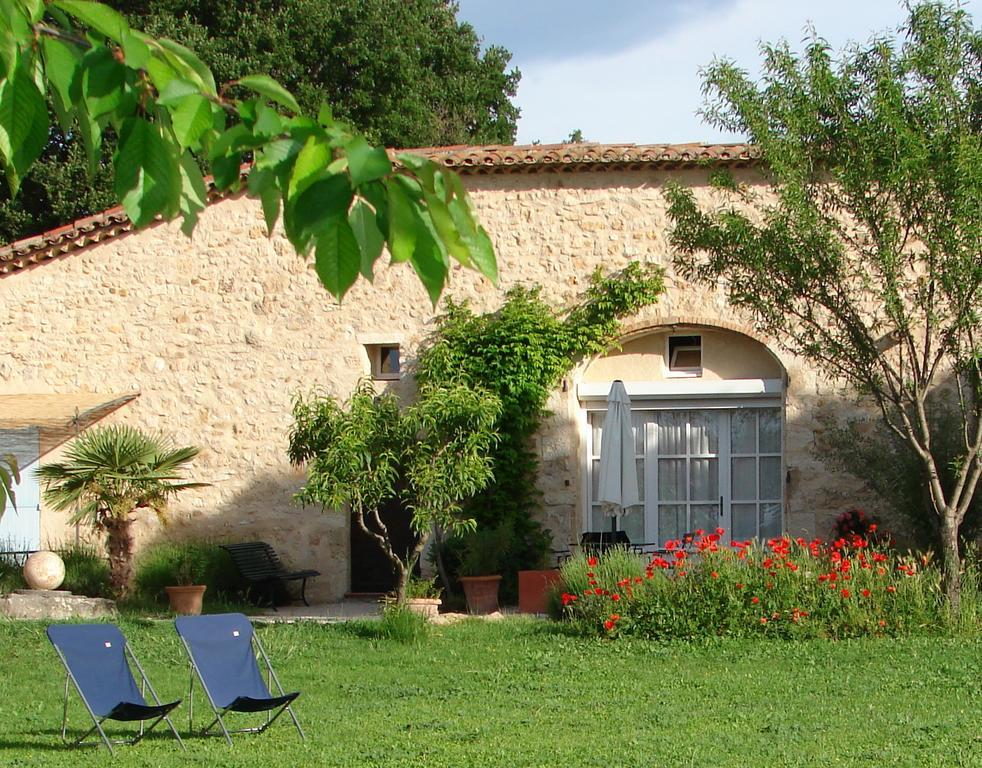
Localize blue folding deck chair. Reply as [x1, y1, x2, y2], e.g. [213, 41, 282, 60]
[174, 613, 304, 744]
[46, 623, 185, 754]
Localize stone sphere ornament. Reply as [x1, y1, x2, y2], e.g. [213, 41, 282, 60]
[23, 550, 66, 591]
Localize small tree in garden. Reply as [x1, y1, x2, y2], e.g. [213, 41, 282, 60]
[288, 381, 500, 603]
[37, 425, 205, 596]
[666, 2, 981, 610]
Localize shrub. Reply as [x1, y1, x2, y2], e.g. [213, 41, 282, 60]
[376, 602, 431, 644]
[558, 531, 981, 639]
[0, 553, 25, 594]
[132, 541, 241, 606]
[57, 541, 111, 598]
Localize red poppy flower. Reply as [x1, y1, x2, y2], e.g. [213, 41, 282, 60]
[759, 617, 768, 625]
[715, 527, 725, 535]
[841, 589, 851, 598]
[861, 589, 871, 598]
[611, 593, 621, 601]
[561, 593, 578, 605]
[673, 550, 686, 560]
[711, 571, 719, 579]
[587, 556, 598, 567]
[735, 583, 744, 589]
[878, 619, 886, 627]
[751, 596, 760, 604]
[887, 585, 896, 593]
[603, 620, 615, 631]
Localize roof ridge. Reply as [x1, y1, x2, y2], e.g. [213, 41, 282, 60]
[0, 141, 758, 276]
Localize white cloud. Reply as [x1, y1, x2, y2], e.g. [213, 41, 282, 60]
[511, 0, 982, 144]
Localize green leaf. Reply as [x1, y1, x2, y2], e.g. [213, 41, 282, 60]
[253, 103, 283, 138]
[210, 153, 242, 190]
[345, 136, 392, 187]
[53, 0, 129, 41]
[446, 172, 497, 283]
[157, 78, 199, 107]
[0, 56, 49, 195]
[348, 200, 384, 280]
[41, 36, 81, 131]
[81, 46, 127, 118]
[410, 221, 449, 307]
[236, 74, 301, 114]
[317, 102, 333, 126]
[315, 216, 361, 301]
[288, 135, 330, 199]
[424, 188, 471, 268]
[114, 117, 181, 227]
[144, 47, 181, 94]
[385, 177, 418, 263]
[284, 174, 352, 254]
[76, 101, 102, 176]
[247, 166, 281, 235]
[121, 30, 150, 70]
[171, 93, 213, 150]
[177, 150, 208, 236]
[157, 38, 216, 94]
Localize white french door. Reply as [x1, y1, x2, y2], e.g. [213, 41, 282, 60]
[586, 408, 783, 544]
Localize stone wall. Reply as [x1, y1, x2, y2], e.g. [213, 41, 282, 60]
[0, 166, 887, 600]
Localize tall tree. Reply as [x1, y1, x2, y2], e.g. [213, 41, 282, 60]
[666, 2, 981, 609]
[0, 0, 520, 245]
[0, 0, 499, 302]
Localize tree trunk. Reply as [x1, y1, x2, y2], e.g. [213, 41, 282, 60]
[939, 514, 962, 614]
[104, 517, 134, 597]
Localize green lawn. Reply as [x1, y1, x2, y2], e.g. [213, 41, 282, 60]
[0, 617, 979, 767]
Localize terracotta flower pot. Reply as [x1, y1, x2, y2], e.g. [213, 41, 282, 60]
[518, 569, 562, 614]
[459, 575, 502, 615]
[405, 598, 442, 618]
[165, 585, 207, 615]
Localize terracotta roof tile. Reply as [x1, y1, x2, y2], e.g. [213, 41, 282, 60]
[0, 142, 756, 276]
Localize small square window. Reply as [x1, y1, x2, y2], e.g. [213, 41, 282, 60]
[368, 344, 401, 380]
[667, 335, 702, 375]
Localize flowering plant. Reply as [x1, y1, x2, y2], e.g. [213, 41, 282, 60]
[558, 529, 980, 639]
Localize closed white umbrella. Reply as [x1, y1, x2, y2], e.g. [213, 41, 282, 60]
[596, 380, 640, 528]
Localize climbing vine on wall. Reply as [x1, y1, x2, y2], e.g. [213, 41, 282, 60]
[414, 261, 665, 592]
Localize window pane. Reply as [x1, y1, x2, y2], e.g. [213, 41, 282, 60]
[657, 412, 685, 454]
[760, 503, 782, 538]
[731, 457, 756, 500]
[688, 412, 719, 454]
[732, 503, 757, 540]
[658, 459, 684, 501]
[759, 457, 782, 500]
[758, 409, 782, 453]
[631, 412, 647, 455]
[379, 345, 400, 375]
[590, 505, 605, 532]
[689, 458, 718, 501]
[691, 504, 718, 534]
[658, 505, 686, 542]
[636, 459, 645, 503]
[621, 511, 645, 544]
[591, 459, 600, 498]
[731, 410, 756, 454]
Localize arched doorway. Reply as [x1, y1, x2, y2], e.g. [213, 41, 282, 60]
[579, 325, 786, 545]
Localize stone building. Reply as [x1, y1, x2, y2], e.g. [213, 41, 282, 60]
[0, 142, 879, 601]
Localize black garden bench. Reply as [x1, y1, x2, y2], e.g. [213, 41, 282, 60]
[220, 542, 320, 607]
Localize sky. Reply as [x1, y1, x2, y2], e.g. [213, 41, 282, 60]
[455, 0, 982, 145]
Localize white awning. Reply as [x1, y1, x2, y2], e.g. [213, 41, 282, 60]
[578, 379, 782, 408]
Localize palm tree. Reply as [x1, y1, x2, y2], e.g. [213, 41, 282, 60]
[0, 453, 18, 518]
[38, 425, 205, 596]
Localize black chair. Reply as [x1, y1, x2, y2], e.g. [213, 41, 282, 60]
[221, 542, 320, 606]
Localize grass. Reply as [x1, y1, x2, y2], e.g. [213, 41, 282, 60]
[0, 617, 979, 767]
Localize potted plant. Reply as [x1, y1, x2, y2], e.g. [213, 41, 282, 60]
[38, 425, 206, 598]
[457, 524, 512, 615]
[164, 547, 208, 615]
[402, 575, 442, 618]
[517, 545, 562, 615]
